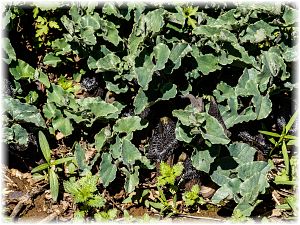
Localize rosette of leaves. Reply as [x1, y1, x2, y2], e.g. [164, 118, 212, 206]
[4, 95, 46, 150]
[210, 143, 271, 217]
[63, 172, 106, 220]
[43, 83, 124, 137]
[182, 184, 205, 207]
[96, 116, 153, 193]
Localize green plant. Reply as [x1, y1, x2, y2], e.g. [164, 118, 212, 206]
[3, 2, 297, 221]
[33, 7, 60, 47]
[94, 208, 118, 221]
[31, 131, 74, 201]
[259, 111, 298, 185]
[63, 172, 107, 220]
[276, 195, 297, 217]
[147, 162, 183, 217]
[182, 184, 205, 207]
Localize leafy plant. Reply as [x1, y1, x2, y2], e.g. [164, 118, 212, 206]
[182, 184, 205, 207]
[259, 111, 298, 185]
[276, 195, 297, 217]
[3, 2, 297, 222]
[148, 162, 183, 216]
[63, 172, 107, 220]
[33, 7, 60, 46]
[31, 131, 74, 201]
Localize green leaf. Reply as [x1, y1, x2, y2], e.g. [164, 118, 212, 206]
[38, 131, 51, 164]
[202, 113, 230, 145]
[123, 166, 139, 193]
[227, 143, 257, 164]
[175, 124, 193, 143]
[3, 37, 16, 64]
[133, 88, 148, 114]
[102, 3, 122, 18]
[237, 161, 270, 181]
[31, 163, 49, 173]
[110, 135, 122, 159]
[81, 14, 101, 30]
[11, 124, 29, 146]
[99, 153, 117, 187]
[47, 84, 68, 106]
[159, 83, 177, 101]
[191, 147, 219, 173]
[193, 26, 237, 43]
[9, 59, 35, 80]
[211, 178, 242, 204]
[51, 38, 72, 55]
[144, 8, 165, 34]
[43, 53, 61, 67]
[88, 53, 120, 72]
[285, 111, 298, 133]
[37, 70, 50, 88]
[88, 195, 106, 208]
[252, 95, 272, 120]
[105, 23, 122, 46]
[135, 55, 155, 90]
[89, 100, 119, 118]
[52, 117, 74, 136]
[80, 28, 97, 45]
[43, 102, 61, 119]
[122, 139, 141, 166]
[240, 171, 270, 203]
[240, 20, 276, 43]
[4, 96, 46, 128]
[49, 167, 59, 202]
[74, 143, 88, 172]
[283, 6, 297, 26]
[194, 54, 221, 75]
[169, 43, 192, 71]
[113, 116, 147, 134]
[95, 127, 110, 151]
[52, 157, 75, 166]
[234, 200, 261, 217]
[153, 43, 170, 70]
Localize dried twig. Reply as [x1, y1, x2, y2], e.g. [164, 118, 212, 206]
[272, 190, 281, 206]
[38, 202, 68, 223]
[10, 186, 45, 219]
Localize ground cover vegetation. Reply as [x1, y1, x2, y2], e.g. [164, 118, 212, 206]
[2, 1, 298, 222]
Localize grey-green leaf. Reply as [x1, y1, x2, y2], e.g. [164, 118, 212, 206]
[3, 37, 16, 64]
[133, 88, 148, 114]
[43, 53, 61, 67]
[123, 167, 139, 193]
[175, 124, 193, 143]
[52, 117, 74, 136]
[113, 116, 147, 134]
[99, 153, 117, 187]
[9, 59, 35, 80]
[153, 43, 170, 70]
[74, 142, 88, 172]
[122, 139, 142, 166]
[202, 113, 230, 145]
[4, 96, 46, 128]
[252, 95, 272, 120]
[227, 143, 257, 164]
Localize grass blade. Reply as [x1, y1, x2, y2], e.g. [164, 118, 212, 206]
[49, 167, 59, 202]
[38, 131, 51, 164]
[285, 111, 298, 134]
